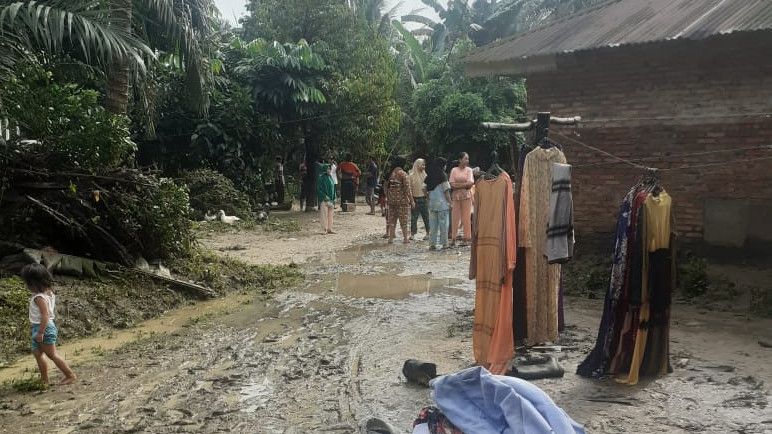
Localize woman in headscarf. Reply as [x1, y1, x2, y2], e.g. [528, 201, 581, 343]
[317, 162, 337, 234]
[385, 156, 414, 244]
[426, 157, 452, 250]
[408, 158, 430, 240]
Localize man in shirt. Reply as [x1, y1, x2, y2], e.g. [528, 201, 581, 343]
[338, 153, 361, 207]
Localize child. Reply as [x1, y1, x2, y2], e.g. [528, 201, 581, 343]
[20, 264, 76, 385]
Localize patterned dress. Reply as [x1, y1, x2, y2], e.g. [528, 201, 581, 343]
[518, 146, 566, 345]
[386, 167, 412, 237]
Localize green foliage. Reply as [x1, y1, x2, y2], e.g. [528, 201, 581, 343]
[232, 38, 327, 116]
[106, 175, 194, 260]
[241, 0, 399, 162]
[7, 377, 48, 392]
[406, 40, 515, 160]
[181, 169, 252, 219]
[678, 257, 709, 298]
[0, 277, 30, 360]
[171, 249, 303, 293]
[2, 63, 135, 170]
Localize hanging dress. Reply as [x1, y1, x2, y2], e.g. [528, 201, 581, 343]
[469, 172, 516, 374]
[616, 191, 673, 385]
[518, 146, 566, 345]
[576, 186, 639, 378]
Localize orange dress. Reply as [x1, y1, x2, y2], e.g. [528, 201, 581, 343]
[469, 173, 516, 374]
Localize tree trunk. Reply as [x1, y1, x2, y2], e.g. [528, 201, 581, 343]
[104, 0, 133, 114]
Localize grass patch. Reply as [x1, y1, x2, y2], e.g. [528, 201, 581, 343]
[0, 277, 33, 361]
[171, 248, 303, 294]
[6, 377, 47, 393]
[263, 218, 301, 233]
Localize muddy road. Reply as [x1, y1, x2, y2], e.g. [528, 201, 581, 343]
[1, 211, 770, 433]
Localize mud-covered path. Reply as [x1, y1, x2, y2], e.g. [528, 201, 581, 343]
[1, 216, 770, 433]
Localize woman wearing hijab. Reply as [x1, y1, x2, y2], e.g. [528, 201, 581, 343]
[317, 162, 337, 234]
[426, 157, 452, 250]
[408, 158, 430, 240]
[385, 156, 414, 244]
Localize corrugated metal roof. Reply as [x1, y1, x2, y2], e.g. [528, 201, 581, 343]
[464, 0, 772, 76]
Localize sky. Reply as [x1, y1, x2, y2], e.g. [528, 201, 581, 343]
[213, 0, 442, 24]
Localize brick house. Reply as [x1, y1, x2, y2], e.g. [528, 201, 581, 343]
[464, 0, 772, 247]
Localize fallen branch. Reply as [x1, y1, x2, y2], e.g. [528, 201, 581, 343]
[132, 268, 218, 299]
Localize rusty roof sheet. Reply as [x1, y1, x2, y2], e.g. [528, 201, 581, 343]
[465, 0, 772, 75]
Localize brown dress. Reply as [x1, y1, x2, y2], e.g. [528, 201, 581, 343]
[518, 147, 566, 345]
[470, 172, 516, 374]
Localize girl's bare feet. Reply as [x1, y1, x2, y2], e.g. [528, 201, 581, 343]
[402, 239, 410, 244]
[327, 230, 336, 234]
[59, 375, 76, 385]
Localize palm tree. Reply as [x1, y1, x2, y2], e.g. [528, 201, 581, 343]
[232, 37, 326, 118]
[402, 0, 486, 55]
[0, 0, 217, 115]
[347, 0, 403, 38]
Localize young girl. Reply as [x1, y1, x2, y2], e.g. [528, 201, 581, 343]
[21, 264, 76, 385]
[317, 162, 337, 234]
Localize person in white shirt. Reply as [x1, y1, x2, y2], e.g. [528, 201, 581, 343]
[22, 263, 76, 385]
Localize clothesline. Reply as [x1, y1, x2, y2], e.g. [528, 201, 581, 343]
[549, 131, 772, 173]
[575, 112, 772, 124]
[571, 144, 772, 168]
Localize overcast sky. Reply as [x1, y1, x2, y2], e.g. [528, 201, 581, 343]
[213, 0, 442, 24]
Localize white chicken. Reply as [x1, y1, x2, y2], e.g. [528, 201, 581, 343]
[217, 210, 241, 225]
[203, 211, 217, 222]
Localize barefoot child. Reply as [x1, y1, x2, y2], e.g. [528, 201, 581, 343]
[21, 264, 76, 385]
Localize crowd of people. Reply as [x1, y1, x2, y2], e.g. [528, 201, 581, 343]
[291, 152, 479, 248]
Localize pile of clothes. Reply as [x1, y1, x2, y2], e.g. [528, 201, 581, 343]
[411, 367, 584, 434]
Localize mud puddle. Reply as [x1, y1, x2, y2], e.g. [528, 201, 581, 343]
[0, 292, 254, 383]
[307, 273, 464, 299]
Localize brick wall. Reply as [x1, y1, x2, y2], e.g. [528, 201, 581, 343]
[525, 33, 772, 243]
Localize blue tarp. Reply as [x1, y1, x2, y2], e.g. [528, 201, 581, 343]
[431, 367, 585, 434]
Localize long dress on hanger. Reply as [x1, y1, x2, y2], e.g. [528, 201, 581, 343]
[469, 172, 516, 374]
[616, 191, 673, 385]
[519, 146, 566, 345]
[576, 186, 638, 378]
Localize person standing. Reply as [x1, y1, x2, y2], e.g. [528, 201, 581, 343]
[317, 162, 336, 234]
[21, 264, 76, 386]
[274, 156, 286, 204]
[386, 156, 414, 244]
[338, 153, 361, 206]
[426, 157, 452, 250]
[298, 159, 308, 211]
[450, 152, 474, 246]
[409, 158, 430, 240]
[329, 158, 338, 208]
[365, 157, 378, 215]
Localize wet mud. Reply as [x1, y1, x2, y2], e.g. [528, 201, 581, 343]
[0, 236, 770, 433]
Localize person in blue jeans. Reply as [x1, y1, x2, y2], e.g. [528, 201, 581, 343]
[426, 157, 452, 250]
[21, 263, 76, 386]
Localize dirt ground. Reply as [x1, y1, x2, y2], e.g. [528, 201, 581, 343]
[0, 205, 770, 433]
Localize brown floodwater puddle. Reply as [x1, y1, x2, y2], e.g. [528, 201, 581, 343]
[332, 243, 390, 265]
[315, 273, 465, 299]
[0, 293, 254, 383]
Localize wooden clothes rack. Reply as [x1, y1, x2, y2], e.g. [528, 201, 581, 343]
[482, 112, 582, 173]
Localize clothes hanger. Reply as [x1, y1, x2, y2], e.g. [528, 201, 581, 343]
[486, 150, 503, 179]
[642, 167, 661, 196]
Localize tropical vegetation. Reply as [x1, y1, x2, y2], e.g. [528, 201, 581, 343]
[0, 0, 602, 262]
